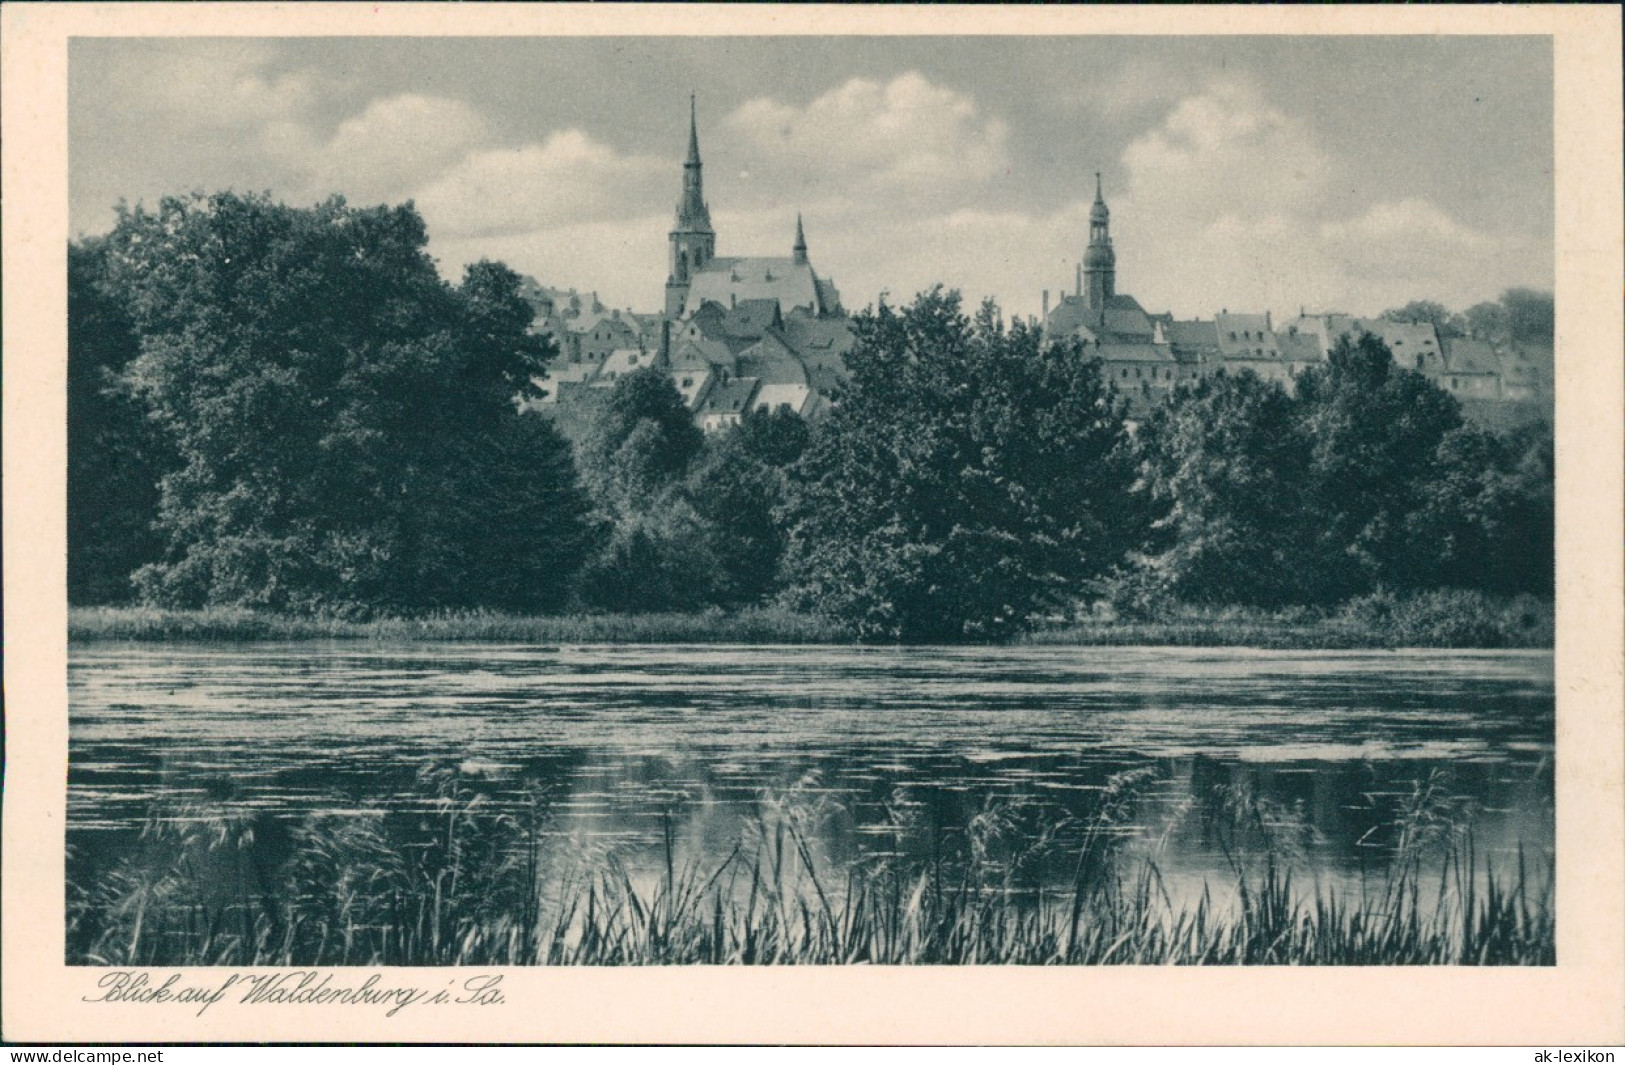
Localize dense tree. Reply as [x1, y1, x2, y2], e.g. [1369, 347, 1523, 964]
[573, 497, 724, 613]
[575, 365, 704, 511]
[68, 240, 170, 602]
[101, 192, 591, 614]
[1463, 289, 1553, 347]
[1292, 332, 1467, 600]
[1463, 300, 1510, 343]
[1132, 371, 1312, 606]
[572, 367, 719, 611]
[1381, 300, 1466, 339]
[781, 290, 1143, 641]
[1499, 288, 1554, 346]
[1405, 422, 1554, 598]
[1133, 330, 1553, 609]
[677, 406, 811, 605]
[735, 405, 811, 469]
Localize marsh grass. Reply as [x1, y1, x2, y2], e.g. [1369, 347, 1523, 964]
[67, 604, 845, 644]
[1026, 591, 1555, 650]
[70, 590, 1552, 648]
[67, 767, 1554, 966]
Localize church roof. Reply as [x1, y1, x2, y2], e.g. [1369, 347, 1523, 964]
[683, 257, 824, 318]
[1044, 293, 1153, 344]
[814, 278, 844, 314]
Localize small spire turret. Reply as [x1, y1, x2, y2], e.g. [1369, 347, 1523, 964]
[686, 93, 701, 167]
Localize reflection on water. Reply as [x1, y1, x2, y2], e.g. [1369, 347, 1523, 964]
[68, 644, 1554, 919]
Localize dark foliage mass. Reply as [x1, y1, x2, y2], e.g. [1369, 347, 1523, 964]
[68, 241, 171, 603]
[572, 371, 807, 612]
[67, 191, 1553, 635]
[781, 290, 1145, 641]
[70, 194, 591, 614]
[1132, 333, 1553, 608]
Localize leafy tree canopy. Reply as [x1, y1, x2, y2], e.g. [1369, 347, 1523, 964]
[782, 289, 1143, 641]
[1132, 370, 1311, 607]
[577, 365, 704, 511]
[98, 192, 589, 614]
[1381, 300, 1466, 339]
[68, 238, 171, 603]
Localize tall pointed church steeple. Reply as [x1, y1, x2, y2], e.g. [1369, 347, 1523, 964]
[675, 93, 713, 233]
[667, 94, 718, 318]
[792, 213, 808, 265]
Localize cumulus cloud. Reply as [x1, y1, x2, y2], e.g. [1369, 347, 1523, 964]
[308, 95, 495, 205]
[430, 212, 670, 310]
[1103, 76, 1521, 317]
[722, 72, 1009, 200]
[413, 129, 668, 239]
[422, 72, 1018, 310]
[98, 40, 320, 130]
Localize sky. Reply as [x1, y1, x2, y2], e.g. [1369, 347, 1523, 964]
[69, 35, 1554, 323]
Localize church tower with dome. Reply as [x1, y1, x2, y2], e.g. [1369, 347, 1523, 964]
[1082, 172, 1116, 311]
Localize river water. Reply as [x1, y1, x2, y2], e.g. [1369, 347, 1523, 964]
[68, 643, 1554, 914]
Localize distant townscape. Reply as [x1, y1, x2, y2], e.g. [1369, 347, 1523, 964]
[523, 101, 1553, 431]
[66, 94, 1556, 638]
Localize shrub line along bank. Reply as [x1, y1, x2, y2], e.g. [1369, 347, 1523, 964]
[69, 591, 1553, 648]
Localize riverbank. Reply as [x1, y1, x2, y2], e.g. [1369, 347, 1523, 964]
[69, 590, 1552, 648]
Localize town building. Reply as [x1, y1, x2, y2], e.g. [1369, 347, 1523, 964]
[1041, 177, 1544, 424]
[528, 96, 854, 429]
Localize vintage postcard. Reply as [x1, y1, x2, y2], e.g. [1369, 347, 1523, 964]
[3, 2, 1621, 1046]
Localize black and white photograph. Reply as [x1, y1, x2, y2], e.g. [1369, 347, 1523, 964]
[4, 2, 1622, 1047]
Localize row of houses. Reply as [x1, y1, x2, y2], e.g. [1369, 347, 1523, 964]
[1044, 295, 1547, 416]
[525, 285, 856, 433]
[1039, 175, 1552, 421]
[520, 104, 1549, 435]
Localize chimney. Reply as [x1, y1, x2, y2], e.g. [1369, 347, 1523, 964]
[1042, 289, 1050, 319]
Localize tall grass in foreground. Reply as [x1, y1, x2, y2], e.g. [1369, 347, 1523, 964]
[67, 770, 1553, 966]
